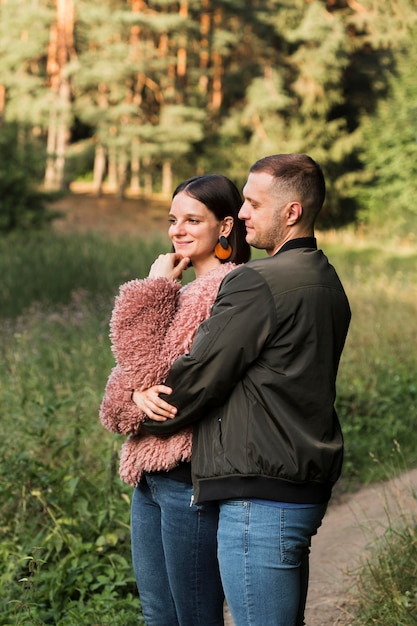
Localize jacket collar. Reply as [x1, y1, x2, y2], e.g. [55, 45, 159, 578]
[276, 237, 317, 256]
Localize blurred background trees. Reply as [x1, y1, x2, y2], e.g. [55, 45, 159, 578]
[0, 0, 416, 233]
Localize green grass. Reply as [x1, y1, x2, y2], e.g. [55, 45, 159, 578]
[0, 233, 160, 625]
[318, 233, 417, 623]
[0, 228, 416, 623]
[0, 297, 142, 625]
[350, 489, 417, 625]
[0, 230, 167, 318]
[320, 233, 417, 489]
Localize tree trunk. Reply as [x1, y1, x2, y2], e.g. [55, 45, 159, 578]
[211, 6, 223, 111]
[117, 156, 127, 198]
[93, 142, 106, 197]
[177, 1, 188, 89]
[44, 0, 74, 191]
[199, 0, 211, 94]
[107, 146, 118, 191]
[54, 78, 71, 188]
[143, 157, 153, 196]
[130, 138, 140, 195]
[0, 85, 5, 119]
[44, 110, 58, 189]
[162, 159, 172, 196]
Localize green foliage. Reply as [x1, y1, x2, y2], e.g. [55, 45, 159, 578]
[0, 230, 166, 318]
[0, 1, 52, 127]
[0, 124, 59, 233]
[206, 0, 373, 226]
[2, 0, 417, 229]
[353, 17, 417, 239]
[321, 236, 417, 487]
[352, 512, 417, 625]
[0, 293, 143, 624]
[0, 229, 416, 623]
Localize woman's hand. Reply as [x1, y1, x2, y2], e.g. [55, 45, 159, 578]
[148, 253, 190, 281]
[132, 385, 177, 421]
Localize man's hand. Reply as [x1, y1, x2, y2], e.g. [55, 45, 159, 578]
[148, 253, 190, 281]
[132, 385, 177, 421]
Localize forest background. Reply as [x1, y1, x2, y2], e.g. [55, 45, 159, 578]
[1, 0, 417, 625]
[1, 0, 417, 236]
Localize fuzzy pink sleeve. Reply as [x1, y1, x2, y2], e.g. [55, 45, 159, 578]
[99, 365, 145, 434]
[110, 277, 181, 389]
[100, 277, 181, 434]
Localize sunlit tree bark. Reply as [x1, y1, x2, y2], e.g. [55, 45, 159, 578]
[162, 159, 172, 197]
[44, 0, 75, 191]
[0, 85, 5, 120]
[210, 5, 223, 111]
[92, 142, 106, 196]
[199, 0, 211, 95]
[177, 1, 188, 81]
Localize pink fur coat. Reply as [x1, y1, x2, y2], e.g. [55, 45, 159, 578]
[99, 263, 236, 487]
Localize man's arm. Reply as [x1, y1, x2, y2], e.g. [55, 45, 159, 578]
[142, 266, 273, 436]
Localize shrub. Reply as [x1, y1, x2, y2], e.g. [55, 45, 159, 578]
[0, 296, 142, 624]
[0, 124, 61, 233]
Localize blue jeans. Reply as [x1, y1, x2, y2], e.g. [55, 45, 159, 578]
[131, 474, 224, 626]
[217, 499, 328, 626]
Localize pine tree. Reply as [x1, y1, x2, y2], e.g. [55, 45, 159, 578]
[0, 1, 59, 230]
[0, 0, 52, 128]
[0, 123, 58, 232]
[1, 0, 416, 224]
[354, 16, 417, 236]
[216, 2, 351, 195]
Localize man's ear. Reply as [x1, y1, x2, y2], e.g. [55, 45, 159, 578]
[287, 202, 303, 225]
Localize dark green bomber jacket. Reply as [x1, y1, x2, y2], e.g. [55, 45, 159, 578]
[143, 238, 351, 505]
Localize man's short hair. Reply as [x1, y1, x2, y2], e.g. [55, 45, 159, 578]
[250, 154, 325, 219]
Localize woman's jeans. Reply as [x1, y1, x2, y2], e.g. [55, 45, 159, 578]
[217, 499, 328, 626]
[131, 474, 224, 626]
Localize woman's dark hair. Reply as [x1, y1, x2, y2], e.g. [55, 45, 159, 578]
[173, 174, 251, 264]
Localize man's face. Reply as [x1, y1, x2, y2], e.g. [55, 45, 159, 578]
[239, 171, 289, 256]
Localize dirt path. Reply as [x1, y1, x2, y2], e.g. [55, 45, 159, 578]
[224, 468, 417, 625]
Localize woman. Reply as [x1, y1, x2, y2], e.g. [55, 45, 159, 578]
[100, 174, 250, 626]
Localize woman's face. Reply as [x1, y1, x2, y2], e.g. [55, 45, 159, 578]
[168, 191, 231, 271]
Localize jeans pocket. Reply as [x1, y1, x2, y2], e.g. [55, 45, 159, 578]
[280, 504, 327, 566]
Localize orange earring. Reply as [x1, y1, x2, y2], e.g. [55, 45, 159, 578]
[215, 235, 232, 260]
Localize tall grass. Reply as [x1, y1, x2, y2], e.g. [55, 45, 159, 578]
[354, 522, 417, 624]
[0, 296, 143, 625]
[0, 232, 168, 625]
[0, 229, 416, 623]
[349, 459, 417, 625]
[319, 233, 417, 622]
[321, 233, 417, 489]
[0, 230, 166, 318]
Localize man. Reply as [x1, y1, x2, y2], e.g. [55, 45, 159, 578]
[140, 154, 351, 626]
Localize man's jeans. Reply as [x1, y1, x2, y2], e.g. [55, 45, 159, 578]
[218, 499, 328, 626]
[131, 475, 224, 626]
